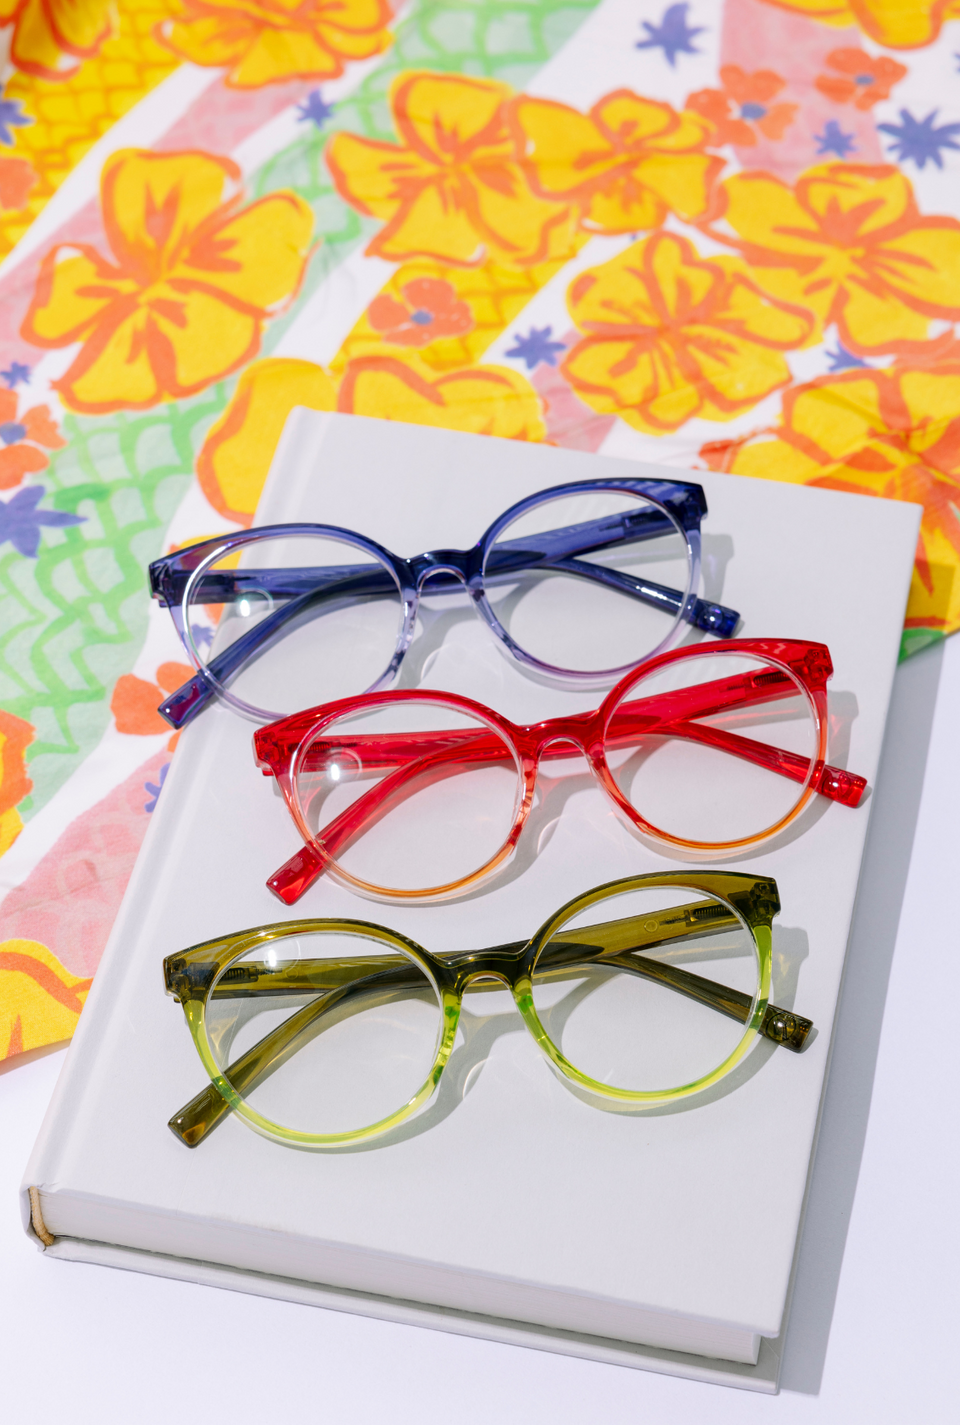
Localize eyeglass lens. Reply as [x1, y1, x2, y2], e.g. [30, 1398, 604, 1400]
[293, 699, 524, 895]
[532, 885, 760, 1093]
[203, 930, 443, 1138]
[606, 652, 819, 846]
[184, 532, 405, 719]
[482, 489, 691, 674]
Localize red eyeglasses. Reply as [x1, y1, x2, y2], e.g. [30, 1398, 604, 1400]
[253, 638, 867, 903]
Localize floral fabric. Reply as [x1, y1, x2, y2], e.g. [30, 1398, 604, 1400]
[1, 0, 960, 1062]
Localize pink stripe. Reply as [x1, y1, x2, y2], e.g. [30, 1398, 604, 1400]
[721, 0, 883, 181]
[532, 330, 616, 453]
[160, 74, 313, 153]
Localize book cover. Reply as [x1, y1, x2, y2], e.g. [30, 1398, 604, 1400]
[21, 413, 921, 1392]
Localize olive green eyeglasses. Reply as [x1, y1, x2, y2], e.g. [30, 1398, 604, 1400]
[164, 871, 812, 1150]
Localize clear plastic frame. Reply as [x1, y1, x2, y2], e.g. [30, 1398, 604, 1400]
[148, 476, 740, 727]
[163, 871, 813, 1150]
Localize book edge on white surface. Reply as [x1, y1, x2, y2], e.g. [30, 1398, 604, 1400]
[40, 1236, 780, 1393]
[19, 414, 923, 1394]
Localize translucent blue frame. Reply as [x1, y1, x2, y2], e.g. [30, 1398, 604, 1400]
[150, 476, 739, 728]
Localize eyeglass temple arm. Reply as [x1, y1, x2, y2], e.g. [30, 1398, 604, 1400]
[265, 667, 853, 788]
[169, 963, 418, 1148]
[266, 742, 476, 904]
[158, 569, 394, 729]
[539, 907, 811, 1049]
[264, 677, 865, 904]
[168, 901, 809, 1148]
[157, 523, 739, 730]
[152, 506, 690, 608]
[542, 558, 736, 637]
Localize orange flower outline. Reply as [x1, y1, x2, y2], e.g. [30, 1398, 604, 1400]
[21, 148, 315, 414]
[704, 163, 960, 356]
[156, 0, 393, 89]
[712, 362, 960, 631]
[755, 0, 960, 51]
[326, 72, 578, 267]
[338, 352, 547, 440]
[197, 357, 336, 525]
[0, 0, 114, 81]
[509, 89, 724, 234]
[562, 230, 814, 435]
[1, 939, 92, 1060]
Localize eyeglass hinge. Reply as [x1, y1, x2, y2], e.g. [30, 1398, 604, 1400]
[761, 1004, 812, 1052]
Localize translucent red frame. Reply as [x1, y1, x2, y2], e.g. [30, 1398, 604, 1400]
[254, 638, 868, 904]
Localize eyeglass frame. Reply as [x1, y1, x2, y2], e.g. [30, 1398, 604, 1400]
[253, 637, 868, 906]
[148, 475, 740, 729]
[164, 870, 812, 1150]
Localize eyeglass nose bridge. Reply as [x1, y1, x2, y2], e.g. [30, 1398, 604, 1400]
[531, 712, 598, 764]
[458, 969, 517, 1000]
[411, 549, 478, 593]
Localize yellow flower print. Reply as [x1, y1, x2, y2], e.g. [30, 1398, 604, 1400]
[1, 939, 92, 1059]
[756, 0, 960, 50]
[198, 357, 337, 524]
[196, 350, 545, 523]
[21, 148, 314, 414]
[562, 231, 813, 435]
[338, 352, 546, 439]
[0, 0, 114, 81]
[157, 0, 393, 88]
[510, 90, 722, 235]
[326, 71, 577, 267]
[713, 362, 960, 634]
[707, 164, 960, 356]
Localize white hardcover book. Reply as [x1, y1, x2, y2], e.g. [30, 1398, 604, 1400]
[21, 413, 920, 1393]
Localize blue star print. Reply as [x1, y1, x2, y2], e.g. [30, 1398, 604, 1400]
[878, 109, 960, 169]
[1, 361, 30, 388]
[0, 486, 85, 558]
[145, 762, 170, 814]
[505, 326, 567, 370]
[815, 121, 857, 159]
[635, 4, 705, 67]
[297, 89, 336, 129]
[0, 91, 31, 148]
[826, 341, 867, 372]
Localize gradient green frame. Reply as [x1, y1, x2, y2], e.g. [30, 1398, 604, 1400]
[164, 870, 811, 1150]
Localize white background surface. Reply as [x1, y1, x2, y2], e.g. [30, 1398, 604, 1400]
[2, 629, 958, 1421]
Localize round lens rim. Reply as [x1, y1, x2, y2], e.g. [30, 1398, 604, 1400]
[182, 529, 408, 724]
[594, 647, 826, 854]
[289, 691, 532, 903]
[475, 485, 695, 685]
[198, 922, 455, 1147]
[524, 876, 769, 1103]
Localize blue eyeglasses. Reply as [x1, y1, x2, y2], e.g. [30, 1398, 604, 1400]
[150, 476, 739, 727]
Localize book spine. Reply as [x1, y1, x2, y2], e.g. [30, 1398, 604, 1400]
[19, 720, 205, 1242]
